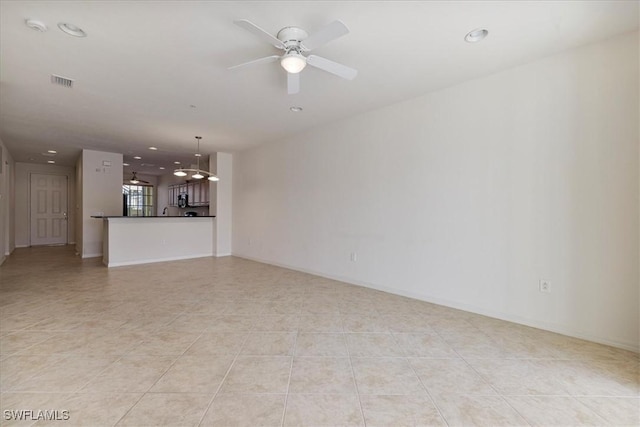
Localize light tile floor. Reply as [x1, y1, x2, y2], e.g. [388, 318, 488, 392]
[0, 245, 638, 426]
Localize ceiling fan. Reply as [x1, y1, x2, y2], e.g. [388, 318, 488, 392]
[229, 19, 357, 94]
[129, 172, 149, 185]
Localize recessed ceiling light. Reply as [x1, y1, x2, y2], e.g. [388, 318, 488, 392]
[149, 146, 158, 150]
[465, 28, 488, 43]
[133, 156, 142, 160]
[47, 160, 55, 164]
[194, 153, 202, 157]
[47, 150, 57, 154]
[174, 161, 181, 165]
[25, 19, 47, 32]
[58, 22, 87, 37]
[159, 167, 165, 170]
[123, 163, 130, 166]
[290, 106, 303, 112]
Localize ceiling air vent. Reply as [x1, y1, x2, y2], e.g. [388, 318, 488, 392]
[51, 74, 74, 88]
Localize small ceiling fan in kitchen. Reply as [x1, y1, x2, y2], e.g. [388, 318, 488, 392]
[129, 172, 149, 185]
[229, 19, 357, 94]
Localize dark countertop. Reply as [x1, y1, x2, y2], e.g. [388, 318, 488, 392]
[91, 216, 216, 218]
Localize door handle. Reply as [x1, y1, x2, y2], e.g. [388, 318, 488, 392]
[63, 212, 68, 220]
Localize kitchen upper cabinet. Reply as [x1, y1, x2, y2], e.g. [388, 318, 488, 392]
[187, 183, 196, 205]
[200, 181, 209, 205]
[168, 180, 209, 207]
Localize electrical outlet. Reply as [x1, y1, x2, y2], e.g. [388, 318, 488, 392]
[539, 279, 551, 293]
[350, 252, 357, 262]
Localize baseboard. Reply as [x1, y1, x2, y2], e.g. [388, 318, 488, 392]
[82, 253, 102, 259]
[106, 253, 214, 267]
[0, 255, 5, 266]
[215, 252, 232, 257]
[232, 252, 639, 353]
[15, 244, 29, 248]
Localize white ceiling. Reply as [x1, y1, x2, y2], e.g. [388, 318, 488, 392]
[1, 1, 638, 175]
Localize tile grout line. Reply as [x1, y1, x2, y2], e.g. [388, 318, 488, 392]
[279, 328, 299, 427]
[462, 363, 533, 426]
[109, 310, 206, 426]
[393, 327, 451, 427]
[195, 329, 252, 427]
[343, 313, 368, 427]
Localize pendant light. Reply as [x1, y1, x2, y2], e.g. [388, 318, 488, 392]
[173, 136, 220, 181]
[192, 137, 204, 179]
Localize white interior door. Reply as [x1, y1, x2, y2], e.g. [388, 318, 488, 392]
[30, 173, 68, 246]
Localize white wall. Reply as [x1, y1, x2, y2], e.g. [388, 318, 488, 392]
[14, 162, 76, 248]
[0, 137, 16, 264]
[213, 152, 232, 256]
[81, 149, 123, 257]
[233, 32, 639, 351]
[75, 155, 83, 255]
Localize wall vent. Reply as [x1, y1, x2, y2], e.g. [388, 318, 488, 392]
[51, 74, 74, 88]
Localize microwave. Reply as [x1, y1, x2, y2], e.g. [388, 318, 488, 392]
[177, 193, 188, 208]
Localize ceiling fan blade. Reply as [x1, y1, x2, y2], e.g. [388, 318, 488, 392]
[287, 72, 300, 95]
[228, 55, 280, 70]
[234, 19, 285, 49]
[306, 55, 357, 80]
[301, 20, 349, 51]
[130, 172, 148, 184]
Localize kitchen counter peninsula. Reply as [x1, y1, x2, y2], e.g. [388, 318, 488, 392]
[95, 216, 215, 267]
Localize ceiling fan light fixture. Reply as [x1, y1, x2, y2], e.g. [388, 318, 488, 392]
[208, 175, 220, 182]
[174, 169, 187, 177]
[281, 52, 307, 74]
[192, 172, 204, 179]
